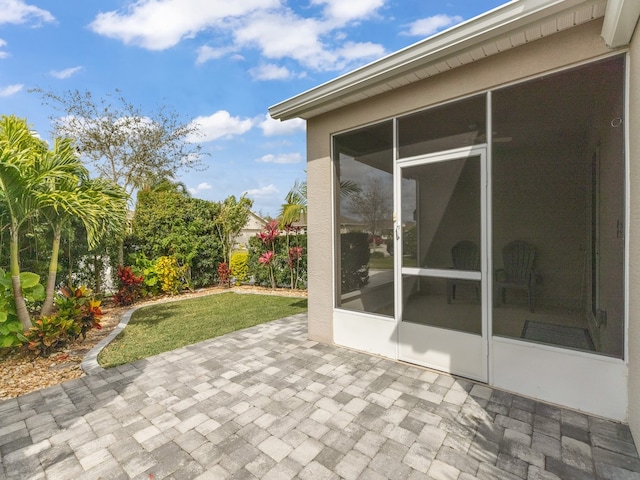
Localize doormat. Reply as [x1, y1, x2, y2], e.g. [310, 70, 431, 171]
[521, 320, 595, 351]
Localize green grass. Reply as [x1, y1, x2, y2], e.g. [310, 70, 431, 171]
[98, 292, 307, 368]
[368, 255, 394, 269]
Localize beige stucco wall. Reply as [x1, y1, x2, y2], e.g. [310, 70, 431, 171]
[306, 19, 619, 345]
[628, 19, 640, 451]
[306, 130, 334, 343]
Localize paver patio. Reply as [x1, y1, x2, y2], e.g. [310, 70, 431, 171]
[0, 313, 638, 479]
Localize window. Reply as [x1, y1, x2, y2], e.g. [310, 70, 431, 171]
[334, 121, 394, 316]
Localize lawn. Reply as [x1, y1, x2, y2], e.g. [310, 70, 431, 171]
[97, 292, 307, 368]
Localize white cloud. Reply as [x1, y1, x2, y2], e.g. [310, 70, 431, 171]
[0, 84, 23, 97]
[232, 11, 384, 72]
[50, 66, 82, 79]
[249, 63, 291, 81]
[89, 0, 278, 50]
[188, 182, 213, 195]
[196, 45, 240, 65]
[257, 153, 302, 164]
[336, 41, 385, 64]
[259, 115, 305, 137]
[403, 14, 463, 37]
[244, 184, 278, 198]
[0, 39, 7, 59]
[0, 0, 54, 25]
[311, 0, 385, 24]
[89, 0, 386, 73]
[187, 110, 255, 143]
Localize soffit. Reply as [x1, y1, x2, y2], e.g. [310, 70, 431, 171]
[269, 0, 608, 121]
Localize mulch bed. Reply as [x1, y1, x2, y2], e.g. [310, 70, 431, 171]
[0, 285, 307, 401]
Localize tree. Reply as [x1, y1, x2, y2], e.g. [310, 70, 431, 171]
[131, 182, 222, 287]
[215, 195, 253, 265]
[38, 138, 128, 315]
[280, 178, 361, 227]
[31, 88, 206, 264]
[279, 179, 307, 227]
[348, 177, 392, 238]
[0, 116, 82, 329]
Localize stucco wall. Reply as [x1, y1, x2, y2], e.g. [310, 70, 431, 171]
[628, 18, 640, 451]
[306, 126, 334, 343]
[306, 20, 616, 344]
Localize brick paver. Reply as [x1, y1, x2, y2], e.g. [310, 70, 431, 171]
[1, 313, 639, 479]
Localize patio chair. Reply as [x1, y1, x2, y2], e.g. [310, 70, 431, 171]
[494, 240, 538, 312]
[447, 241, 480, 303]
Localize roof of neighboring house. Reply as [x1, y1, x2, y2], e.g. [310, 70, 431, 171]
[244, 211, 268, 228]
[269, 0, 639, 122]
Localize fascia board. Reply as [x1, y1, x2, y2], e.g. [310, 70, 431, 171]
[601, 0, 640, 48]
[269, 0, 598, 120]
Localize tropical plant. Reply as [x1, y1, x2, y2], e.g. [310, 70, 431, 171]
[256, 220, 280, 289]
[248, 234, 308, 290]
[0, 115, 50, 329]
[38, 138, 128, 316]
[32, 88, 206, 264]
[24, 315, 75, 357]
[131, 253, 160, 297]
[214, 194, 253, 265]
[55, 285, 102, 340]
[229, 251, 249, 285]
[0, 269, 44, 347]
[131, 182, 222, 287]
[113, 266, 144, 306]
[154, 255, 187, 294]
[287, 246, 305, 290]
[217, 262, 231, 287]
[279, 178, 360, 227]
[279, 179, 307, 227]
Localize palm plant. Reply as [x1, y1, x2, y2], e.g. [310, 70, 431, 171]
[279, 179, 307, 227]
[0, 116, 126, 329]
[38, 138, 128, 315]
[0, 116, 51, 330]
[279, 179, 361, 227]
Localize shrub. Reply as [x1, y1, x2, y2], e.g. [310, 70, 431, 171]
[55, 286, 103, 340]
[0, 270, 44, 348]
[24, 316, 74, 357]
[229, 251, 249, 285]
[154, 256, 187, 294]
[248, 233, 307, 289]
[340, 232, 370, 294]
[217, 262, 231, 287]
[113, 266, 144, 306]
[131, 253, 160, 297]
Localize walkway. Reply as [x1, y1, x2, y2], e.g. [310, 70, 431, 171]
[0, 314, 639, 479]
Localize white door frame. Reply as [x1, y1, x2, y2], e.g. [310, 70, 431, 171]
[394, 145, 489, 382]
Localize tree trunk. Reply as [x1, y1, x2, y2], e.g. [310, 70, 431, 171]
[41, 226, 61, 317]
[10, 228, 31, 330]
[118, 239, 124, 266]
[93, 254, 102, 294]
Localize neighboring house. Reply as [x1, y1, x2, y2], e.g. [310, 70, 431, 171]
[234, 211, 267, 249]
[270, 0, 640, 449]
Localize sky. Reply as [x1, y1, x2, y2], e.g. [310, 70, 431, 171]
[0, 0, 508, 217]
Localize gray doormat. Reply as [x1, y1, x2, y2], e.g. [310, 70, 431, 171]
[521, 320, 595, 351]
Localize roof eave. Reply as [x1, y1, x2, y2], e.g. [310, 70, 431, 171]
[269, 0, 615, 121]
[601, 0, 640, 48]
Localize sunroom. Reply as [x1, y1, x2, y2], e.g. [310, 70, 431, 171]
[270, 0, 640, 442]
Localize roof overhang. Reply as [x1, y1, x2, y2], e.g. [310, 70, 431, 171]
[601, 0, 640, 47]
[269, 0, 637, 121]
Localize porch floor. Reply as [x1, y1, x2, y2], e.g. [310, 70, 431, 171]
[1, 313, 638, 479]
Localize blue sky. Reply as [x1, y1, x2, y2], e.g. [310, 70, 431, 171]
[0, 0, 507, 217]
